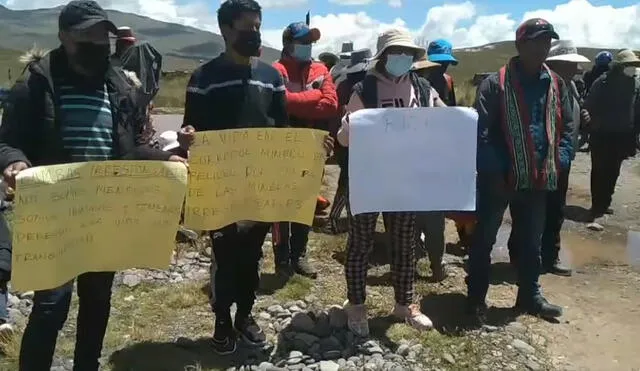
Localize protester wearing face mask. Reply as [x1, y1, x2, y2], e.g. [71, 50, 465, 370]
[336, 29, 445, 338]
[426, 39, 458, 107]
[271, 21, 338, 279]
[584, 49, 640, 222]
[0, 1, 184, 370]
[178, 0, 333, 355]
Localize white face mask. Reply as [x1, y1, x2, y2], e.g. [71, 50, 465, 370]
[623, 66, 638, 77]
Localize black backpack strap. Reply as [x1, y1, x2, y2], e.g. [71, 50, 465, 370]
[410, 72, 431, 107]
[353, 74, 379, 109]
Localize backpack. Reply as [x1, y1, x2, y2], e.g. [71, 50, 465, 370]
[352, 72, 432, 109]
[118, 42, 163, 108]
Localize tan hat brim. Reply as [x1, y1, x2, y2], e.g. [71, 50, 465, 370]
[412, 60, 440, 70]
[371, 41, 426, 61]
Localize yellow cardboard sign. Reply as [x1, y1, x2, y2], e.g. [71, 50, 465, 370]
[184, 128, 327, 230]
[11, 161, 188, 291]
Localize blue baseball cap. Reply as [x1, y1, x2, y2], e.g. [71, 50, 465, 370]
[427, 39, 458, 65]
[283, 22, 321, 43]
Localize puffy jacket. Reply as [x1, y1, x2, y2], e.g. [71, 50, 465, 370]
[0, 47, 170, 172]
[273, 56, 338, 129]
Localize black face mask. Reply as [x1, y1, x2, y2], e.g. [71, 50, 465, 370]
[73, 42, 111, 77]
[232, 30, 262, 57]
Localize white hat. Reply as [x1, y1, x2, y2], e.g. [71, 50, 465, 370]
[546, 40, 590, 63]
[158, 130, 180, 152]
[371, 29, 426, 61]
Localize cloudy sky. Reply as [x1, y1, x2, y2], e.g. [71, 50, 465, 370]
[2, 0, 639, 55]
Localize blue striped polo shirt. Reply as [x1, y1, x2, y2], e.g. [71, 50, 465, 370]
[59, 84, 114, 162]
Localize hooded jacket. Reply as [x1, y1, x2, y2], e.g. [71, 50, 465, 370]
[273, 56, 338, 129]
[0, 46, 170, 171]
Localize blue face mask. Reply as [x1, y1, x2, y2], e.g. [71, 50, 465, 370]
[385, 53, 414, 77]
[292, 44, 312, 61]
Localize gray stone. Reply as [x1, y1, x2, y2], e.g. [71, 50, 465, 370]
[337, 359, 347, 367]
[276, 310, 292, 319]
[288, 350, 304, 364]
[396, 344, 410, 356]
[291, 312, 316, 333]
[587, 222, 604, 231]
[442, 352, 455, 364]
[482, 324, 498, 332]
[318, 360, 340, 371]
[512, 339, 535, 354]
[409, 344, 423, 354]
[505, 321, 527, 334]
[290, 305, 303, 312]
[267, 305, 285, 315]
[346, 360, 357, 368]
[328, 306, 348, 329]
[296, 300, 308, 309]
[7, 293, 20, 307]
[288, 365, 305, 371]
[525, 360, 541, 370]
[363, 363, 378, 371]
[364, 341, 384, 355]
[122, 274, 141, 287]
[8, 308, 23, 324]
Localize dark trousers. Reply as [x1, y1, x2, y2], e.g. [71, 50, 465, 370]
[467, 174, 547, 303]
[329, 164, 350, 233]
[210, 221, 270, 317]
[508, 169, 570, 265]
[19, 272, 115, 371]
[272, 222, 310, 265]
[414, 212, 446, 266]
[590, 133, 635, 213]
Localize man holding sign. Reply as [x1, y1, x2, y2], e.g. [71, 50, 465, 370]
[0, 2, 184, 370]
[179, 0, 333, 355]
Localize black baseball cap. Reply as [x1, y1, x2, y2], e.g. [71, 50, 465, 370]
[516, 18, 559, 42]
[59, 0, 117, 34]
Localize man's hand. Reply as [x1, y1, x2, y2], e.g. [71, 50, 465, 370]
[168, 155, 188, 165]
[2, 161, 28, 189]
[323, 134, 335, 156]
[177, 125, 196, 150]
[580, 109, 591, 124]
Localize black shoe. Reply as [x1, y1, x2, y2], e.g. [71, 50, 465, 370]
[292, 258, 318, 279]
[542, 260, 572, 277]
[605, 208, 614, 215]
[212, 314, 236, 355]
[275, 262, 294, 280]
[235, 314, 266, 346]
[465, 299, 488, 326]
[515, 295, 563, 319]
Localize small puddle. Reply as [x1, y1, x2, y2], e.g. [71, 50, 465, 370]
[490, 224, 630, 268]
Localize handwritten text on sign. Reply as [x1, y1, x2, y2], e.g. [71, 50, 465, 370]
[348, 107, 478, 214]
[184, 128, 327, 230]
[12, 161, 188, 291]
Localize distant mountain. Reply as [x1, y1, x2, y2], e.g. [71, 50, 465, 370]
[0, 5, 281, 71]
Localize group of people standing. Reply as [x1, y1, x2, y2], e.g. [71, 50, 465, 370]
[0, 0, 639, 370]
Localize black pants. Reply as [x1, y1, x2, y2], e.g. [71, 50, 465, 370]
[19, 272, 115, 371]
[590, 133, 635, 214]
[508, 169, 570, 265]
[272, 222, 310, 265]
[210, 221, 270, 317]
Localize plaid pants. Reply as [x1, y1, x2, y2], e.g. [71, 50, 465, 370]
[346, 211, 416, 306]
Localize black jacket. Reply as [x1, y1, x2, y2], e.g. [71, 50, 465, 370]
[0, 47, 170, 171]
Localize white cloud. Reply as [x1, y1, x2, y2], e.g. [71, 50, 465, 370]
[3, 0, 640, 56]
[388, 0, 402, 8]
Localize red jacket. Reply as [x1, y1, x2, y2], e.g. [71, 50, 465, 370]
[273, 56, 338, 127]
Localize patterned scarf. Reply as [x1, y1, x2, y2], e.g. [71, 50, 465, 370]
[499, 58, 563, 190]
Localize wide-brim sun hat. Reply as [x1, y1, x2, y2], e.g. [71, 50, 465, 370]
[612, 49, 640, 67]
[546, 54, 590, 63]
[412, 58, 440, 71]
[371, 29, 426, 61]
[343, 48, 373, 74]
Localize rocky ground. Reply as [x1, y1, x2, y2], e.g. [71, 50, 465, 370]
[0, 151, 639, 370]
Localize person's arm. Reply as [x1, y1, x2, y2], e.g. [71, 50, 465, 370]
[474, 74, 503, 173]
[336, 91, 365, 147]
[285, 66, 339, 119]
[0, 78, 35, 171]
[584, 75, 604, 120]
[558, 78, 575, 169]
[270, 71, 290, 128]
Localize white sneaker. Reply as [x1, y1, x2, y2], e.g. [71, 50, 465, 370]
[343, 300, 369, 337]
[392, 303, 433, 331]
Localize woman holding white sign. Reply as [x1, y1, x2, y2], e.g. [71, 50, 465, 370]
[336, 29, 446, 337]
